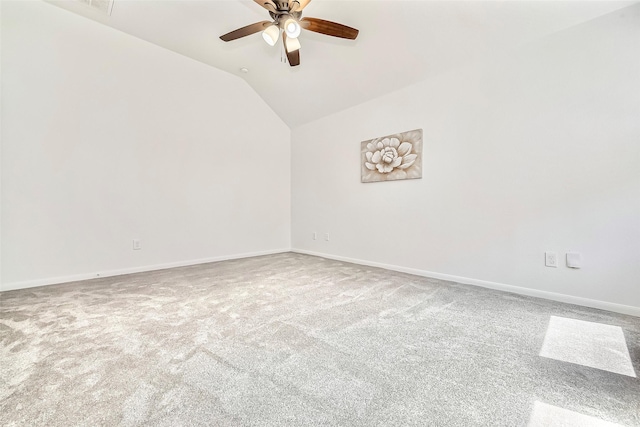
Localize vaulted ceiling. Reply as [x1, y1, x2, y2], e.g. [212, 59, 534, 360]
[48, 0, 633, 128]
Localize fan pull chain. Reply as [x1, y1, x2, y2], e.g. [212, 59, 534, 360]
[281, 39, 287, 65]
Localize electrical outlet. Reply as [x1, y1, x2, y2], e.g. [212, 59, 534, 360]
[133, 239, 142, 250]
[545, 251, 558, 268]
[312, 232, 317, 240]
[324, 233, 330, 241]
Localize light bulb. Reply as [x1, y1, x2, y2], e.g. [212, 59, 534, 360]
[283, 17, 301, 39]
[262, 24, 280, 46]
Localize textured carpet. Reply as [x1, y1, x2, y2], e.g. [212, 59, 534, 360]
[1, 253, 639, 426]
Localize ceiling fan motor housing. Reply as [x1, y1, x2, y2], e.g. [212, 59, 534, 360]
[269, 10, 302, 22]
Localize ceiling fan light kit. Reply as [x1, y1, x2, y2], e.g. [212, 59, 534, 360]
[284, 35, 301, 53]
[219, 0, 359, 67]
[262, 24, 280, 46]
[283, 17, 301, 39]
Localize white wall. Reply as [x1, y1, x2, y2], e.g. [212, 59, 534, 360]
[0, 0, 3, 288]
[291, 5, 640, 313]
[1, 0, 290, 290]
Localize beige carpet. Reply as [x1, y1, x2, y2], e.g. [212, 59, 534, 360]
[1, 253, 639, 426]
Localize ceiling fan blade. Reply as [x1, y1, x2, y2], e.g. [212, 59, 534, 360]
[220, 21, 271, 42]
[300, 17, 359, 40]
[253, 0, 277, 12]
[283, 33, 300, 67]
[287, 49, 300, 67]
[290, 0, 311, 12]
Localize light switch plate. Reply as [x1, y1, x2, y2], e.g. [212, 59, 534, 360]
[566, 252, 582, 268]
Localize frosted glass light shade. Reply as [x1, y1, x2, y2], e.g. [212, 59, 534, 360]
[262, 24, 280, 46]
[285, 36, 301, 53]
[284, 18, 301, 39]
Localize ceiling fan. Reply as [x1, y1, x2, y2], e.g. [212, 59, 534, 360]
[220, 0, 359, 67]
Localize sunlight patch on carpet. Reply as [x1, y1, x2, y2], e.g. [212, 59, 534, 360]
[540, 316, 635, 377]
[528, 401, 625, 427]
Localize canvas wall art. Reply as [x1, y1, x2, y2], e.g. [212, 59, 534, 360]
[361, 128, 423, 183]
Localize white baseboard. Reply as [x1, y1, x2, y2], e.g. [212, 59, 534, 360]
[1, 248, 290, 292]
[5, 248, 638, 317]
[292, 249, 640, 318]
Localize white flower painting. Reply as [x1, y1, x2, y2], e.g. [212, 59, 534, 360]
[361, 129, 423, 183]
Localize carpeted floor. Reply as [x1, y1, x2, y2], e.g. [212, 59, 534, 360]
[1, 253, 639, 426]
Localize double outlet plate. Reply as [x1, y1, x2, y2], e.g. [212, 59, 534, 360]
[312, 232, 330, 241]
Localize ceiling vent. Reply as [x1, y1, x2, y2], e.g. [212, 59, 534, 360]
[77, 0, 114, 15]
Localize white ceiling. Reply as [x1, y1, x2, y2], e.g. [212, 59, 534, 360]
[48, 0, 633, 128]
